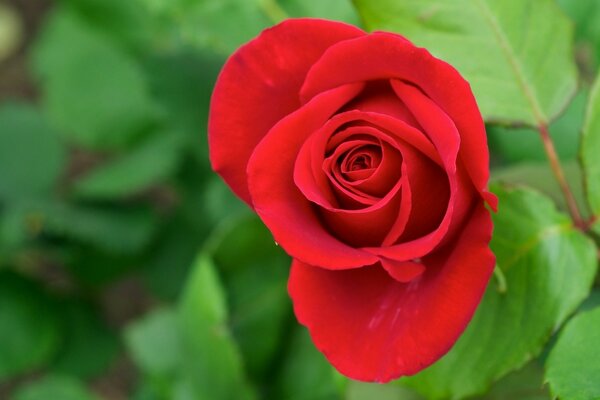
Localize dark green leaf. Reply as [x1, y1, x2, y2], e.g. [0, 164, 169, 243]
[403, 185, 597, 399]
[354, 0, 578, 126]
[0, 272, 61, 380]
[211, 214, 291, 381]
[24, 201, 158, 254]
[0, 103, 66, 201]
[11, 375, 98, 400]
[32, 8, 160, 149]
[545, 307, 600, 400]
[275, 327, 345, 400]
[51, 302, 118, 379]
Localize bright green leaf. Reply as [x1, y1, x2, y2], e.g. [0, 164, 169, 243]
[125, 308, 182, 377]
[354, 0, 578, 126]
[73, 130, 185, 199]
[545, 307, 600, 400]
[403, 185, 597, 399]
[0, 272, 62, 380]
[11, 375, 98, 400]
[177, 255, 255, 400]
[51, 302, 118, 379]
[32, 8, 160, 149]
[581, 73, 600, 216]
[0, 103, 66, 201]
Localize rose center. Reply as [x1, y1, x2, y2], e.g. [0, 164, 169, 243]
[341, 145, 382, 175]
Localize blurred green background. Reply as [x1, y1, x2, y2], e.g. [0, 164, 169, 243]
[0, 0, 598, 399]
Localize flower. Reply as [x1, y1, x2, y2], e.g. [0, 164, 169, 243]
[209, 18, 496, 382]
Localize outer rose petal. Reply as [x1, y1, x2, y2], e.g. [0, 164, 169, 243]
[300, 32, 495, 206]
[247, 84, 379, 269]
[209, 19, 364, 205]
[288, 203, 495, 382]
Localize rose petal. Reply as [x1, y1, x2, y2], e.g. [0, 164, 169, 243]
[300, 32, 494, 204]
[209, 18, 364, 205]
[247, 83, 379, 269]
[288, 203, 495, 382]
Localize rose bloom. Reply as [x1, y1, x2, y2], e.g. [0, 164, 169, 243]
[209, 18, 497, 382]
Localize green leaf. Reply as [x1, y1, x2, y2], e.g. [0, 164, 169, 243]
[545, 307, 600, 400]
[557, 0, 600, 74]
[137, 0, 358, 55]
[347, 382, 422, 400]
[60, 0, 153, 51]
[22, 201, 158, 254]
[0, 103, 66, 201]
[275, 327, 345, 400]
[125, 308, 182, 377]
[354, 0, 578, 126]
[211, 214, 291, 381]
[51, 302, 118, 379]
[141, 50, 223, 165]
[491, 161, 589, 218]
[32, 8, 160, 149]
[474, 361, 549, 400]
[488, 89, 587, 164]
[581, 73, 600, 216]
[11, 375, 98, 400]
[403, 185, 598, 399]
[0, 272, 61, 380]
[177, 255, 255, 400]
[73, 130, 185, 199]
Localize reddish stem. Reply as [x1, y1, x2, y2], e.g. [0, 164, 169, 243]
[538, 124, 585, 229]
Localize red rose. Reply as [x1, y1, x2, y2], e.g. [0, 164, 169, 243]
[209, 18, 497, 382]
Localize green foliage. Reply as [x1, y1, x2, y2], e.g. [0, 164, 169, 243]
[11, 375, 99, 400]
[545, 307, 600, 400]
[51, 302, 118, 379]
[32, 8, 160, 149]
[137, 0, 359, 55]
[0, 103, 66, 201]
[126, 255, 254, 400]
[488, 88, 587, 164]
[210, 215, 291, 381]
[1, 0, 600, 398]
[354, 0, 578, 126]
[581, 73, 600, 216]
[275, 327, 345, 400]
[73, 130, 186, 199]
[0, 273, 61, 380]
[403, 185, 598, 399]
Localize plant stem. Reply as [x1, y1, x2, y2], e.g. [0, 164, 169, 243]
[259, 0, 289, 24]
[538, 124, 585, 229]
